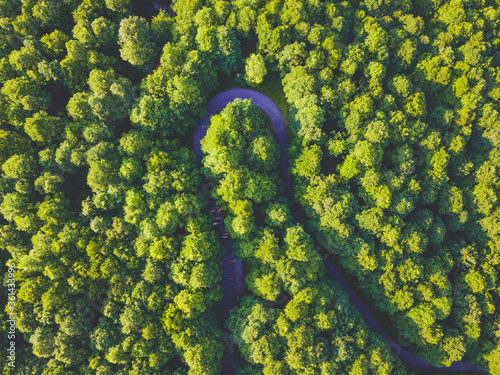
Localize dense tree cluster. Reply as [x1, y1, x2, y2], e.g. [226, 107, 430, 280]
[228, 281, 407, 374]
[231, 0, 499, 371]
[189, 0, 498, 371]
[202, 99, 325, 300]
[201, 99, 405, 373]
[0, 0, 499, 374]
[0, 1, 223, 374]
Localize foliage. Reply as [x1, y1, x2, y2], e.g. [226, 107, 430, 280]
[1, 0, 499, 373]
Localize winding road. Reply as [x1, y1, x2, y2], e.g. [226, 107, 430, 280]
[194, 88, 483, 374]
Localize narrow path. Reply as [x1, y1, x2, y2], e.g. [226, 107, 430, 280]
[194, 88, 483, 374]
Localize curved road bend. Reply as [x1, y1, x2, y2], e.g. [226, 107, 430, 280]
[194, 88, 483, 374]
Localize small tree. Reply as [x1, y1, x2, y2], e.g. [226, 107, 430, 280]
[245, 53, 267, 86]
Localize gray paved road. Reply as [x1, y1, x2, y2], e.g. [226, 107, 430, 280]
[194, 88, 483, 374]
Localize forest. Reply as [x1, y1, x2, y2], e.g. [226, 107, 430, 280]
[0, 0, 499, 374]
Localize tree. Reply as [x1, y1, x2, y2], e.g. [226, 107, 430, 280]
[37, 193, 71, 227]
[2, 153, 37, 181]
[8, 44, 43, 73]
[284, 225, 321, 264]
[249, 135, 279, 172]
[278, 42, 307, 75]
[174, 289, 206, 319]
[40, 30, 70, 59]
[130, 95, 173, 135]
[119, 158, 142, 181]
[119, 130, 152, 157]
[0, 130, 30, 165]
[151, 10, 173, 47]
[390, 75, 413, 98]
[92, 17, 118, 49]
[236, 5, 257, 37]
[282, 66, 316, 104]
[245, 53, 267, 86]
[24, 111, 64, 144]
[104, 0, 132, 20]
[73, 22, 97, 48]
[265, 201, 292, 229]
[86, 69, 134, 122]
[30, 327, 56, 358]
[366, 61, 385, 98]
[167, 75, 205, 125]
[178, 331, 224, 375]
[202, 99, 271, 176]
[0, 191, 33, 225]
[123, 188, 148, 225]
[254, 229, 283, 264]
[73, 0, 106, 24]
[118, 16, 156, 72]
[87, 158, 119, 193]
[183, 50, 219, 94]
[181, 218, 220, 262]
[216, 26, 241, 74]
[38, 59, 63, 83]
[246, 266, 282, 300]
[293, 95, 325, 142]
[484, 346, 500, 375]
[60, 40, 90, 92]
[196, 26, 217, 53]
